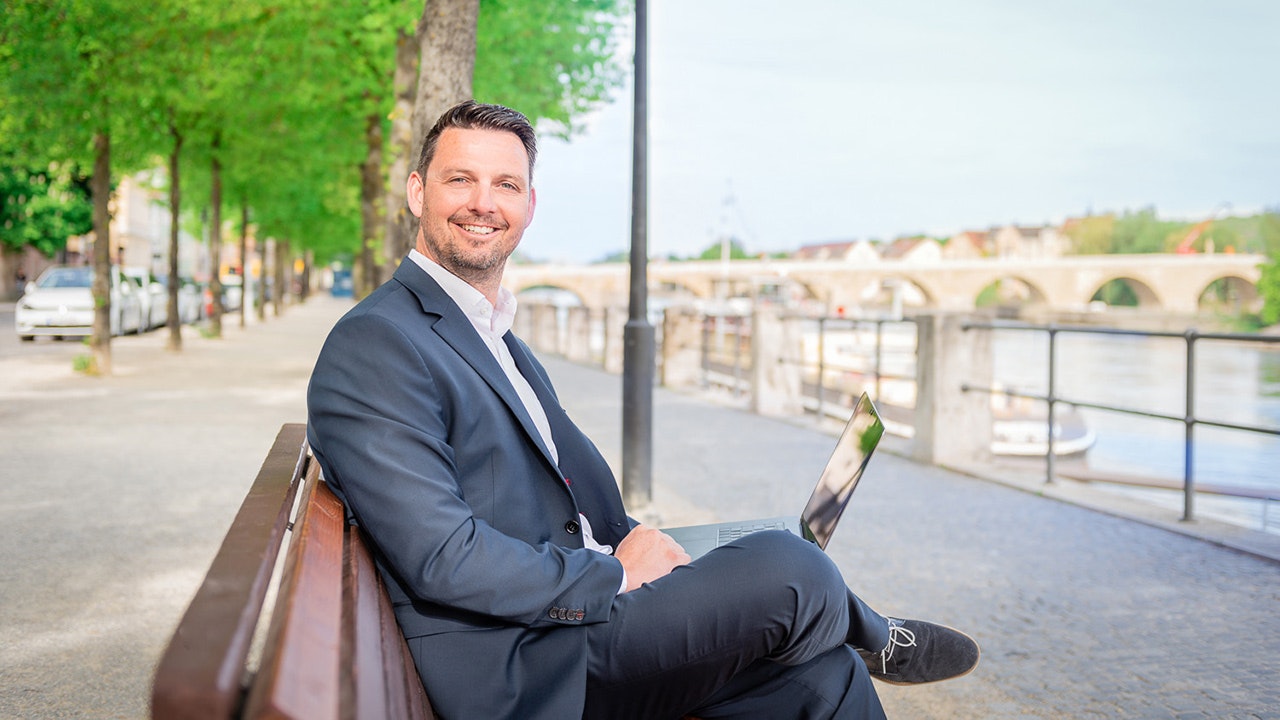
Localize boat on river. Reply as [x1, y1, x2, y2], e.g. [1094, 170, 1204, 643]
[852, 378, 1097, 458]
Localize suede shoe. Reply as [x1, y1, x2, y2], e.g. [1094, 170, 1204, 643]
[858, 617, 980, 685]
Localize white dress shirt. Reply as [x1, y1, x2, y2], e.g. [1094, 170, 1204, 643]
[407, 251, 620, 568]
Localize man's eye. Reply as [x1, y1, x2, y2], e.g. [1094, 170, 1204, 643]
[448, 177, 469, 184]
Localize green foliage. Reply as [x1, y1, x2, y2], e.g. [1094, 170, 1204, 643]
[1, 0, 155, 174]
[1258, 259, 1280, 326]
[1091, 280, 1139, 307]
[1111, 207, 1184, 254]
[1257, 213, 1280, 327]
[1, 0, 629, 267]
[475, 0, 629, 137]
[695, 238, 751, 261]
[72, 352, 97, 375]
[1259, 212, 1280, 256]
[1062, 209, 1279, 257]
[1063, 214, 1116, 255]
[0, 160, 93, 256]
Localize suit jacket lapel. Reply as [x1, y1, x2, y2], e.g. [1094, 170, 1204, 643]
[393, 262, 561, 473]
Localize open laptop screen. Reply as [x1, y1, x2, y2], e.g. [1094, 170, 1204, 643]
[801, 394, 884, 549]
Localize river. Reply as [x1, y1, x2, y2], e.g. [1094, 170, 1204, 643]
[990, 328, 1280, 531]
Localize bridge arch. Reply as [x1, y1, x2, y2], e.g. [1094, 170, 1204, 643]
[859, 274, 935, 313]
[513, 282, 586, 306]
[1089, 276, 1162, 309]
[1197, 275, 1261, 314]
[974, 275, 1050, 311]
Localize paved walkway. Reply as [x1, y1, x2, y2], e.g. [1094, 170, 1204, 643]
[1, 295, 1276, 719]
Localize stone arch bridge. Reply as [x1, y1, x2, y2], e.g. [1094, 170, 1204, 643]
[504, 253, 1266, 315]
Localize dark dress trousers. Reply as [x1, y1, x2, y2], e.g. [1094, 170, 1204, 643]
[307, 260, 887, 720]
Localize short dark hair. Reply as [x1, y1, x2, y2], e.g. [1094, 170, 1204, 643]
[415, 100, 537, 181]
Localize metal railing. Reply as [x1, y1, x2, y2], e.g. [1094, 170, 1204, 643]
[961, 320, 1280, 527]
[804, 316, 918, 420]
[699, 314, 751, 396]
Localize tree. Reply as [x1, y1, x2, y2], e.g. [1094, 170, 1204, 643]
[1062, 214, 1116, 255]
[695, 238, 751, 261]
[1, 0, 156, 374]
[383, 0, 629, 275]
[0, 161, 93, 258]
[1111, 207, 1185, 254]
[1256, 212, 1280, 326]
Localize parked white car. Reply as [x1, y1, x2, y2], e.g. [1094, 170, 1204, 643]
[123, 268, 168, 330]
[158, 275, 205, 324]
[15, 265, 144, 340]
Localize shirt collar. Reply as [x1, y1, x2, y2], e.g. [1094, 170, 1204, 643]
[408, 249, 518, 337]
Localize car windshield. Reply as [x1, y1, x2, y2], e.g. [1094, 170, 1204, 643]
[37, 267, 92, 289]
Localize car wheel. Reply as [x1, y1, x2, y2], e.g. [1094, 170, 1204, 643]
[20, 335, 34, 342]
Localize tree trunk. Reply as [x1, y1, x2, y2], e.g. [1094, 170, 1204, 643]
[89, 130, 112, 376]
[166, 124, 183, 351]
[412, 0, 479, 153]
[359, 110, 384, 300]
[301, 249, 313, 301]
[273, 238, 287, 317]
[208, 133, 224, 338]
[384, 22, 423, 278]
[257, 237, 268, 322]
[238, 201, 248, 327]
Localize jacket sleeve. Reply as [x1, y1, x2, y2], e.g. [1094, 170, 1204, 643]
[307, 309, 624, 629]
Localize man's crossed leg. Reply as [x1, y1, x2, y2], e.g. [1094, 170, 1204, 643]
[584, 531, 978, 720]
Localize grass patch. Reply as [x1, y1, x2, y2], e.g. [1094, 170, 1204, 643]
[72, 353, 98, 375]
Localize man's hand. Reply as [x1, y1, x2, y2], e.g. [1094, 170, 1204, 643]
[615, 525, 691, 592]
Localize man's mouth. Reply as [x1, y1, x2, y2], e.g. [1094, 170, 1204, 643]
[458, 223, 497, 236]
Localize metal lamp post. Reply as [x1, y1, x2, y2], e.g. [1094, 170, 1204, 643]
[622, 0, 654, 509]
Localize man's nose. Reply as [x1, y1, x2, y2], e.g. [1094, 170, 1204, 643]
[467, 183, 498, 214]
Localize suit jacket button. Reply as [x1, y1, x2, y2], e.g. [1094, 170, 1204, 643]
[565, 520, 580, 534]
[549, 608, 559, 619]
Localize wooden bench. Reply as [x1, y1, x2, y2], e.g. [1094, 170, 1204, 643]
[151, 423, 435, 719]
[153, 423, 703, 720]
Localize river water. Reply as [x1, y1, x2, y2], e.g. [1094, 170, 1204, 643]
[990, 329, 1280, 531]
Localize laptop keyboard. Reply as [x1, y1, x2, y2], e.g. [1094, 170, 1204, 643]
[718, 521, 789, 544]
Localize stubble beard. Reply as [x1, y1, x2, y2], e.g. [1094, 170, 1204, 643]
[419, 212, 514, 291]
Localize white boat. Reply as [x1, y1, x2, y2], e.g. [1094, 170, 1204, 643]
[869, 380, 1097, 457]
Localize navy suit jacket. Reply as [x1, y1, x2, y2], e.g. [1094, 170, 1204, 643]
[307, 260, 632, 719]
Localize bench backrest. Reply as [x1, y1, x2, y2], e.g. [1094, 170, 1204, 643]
[151, 423, 434, 719]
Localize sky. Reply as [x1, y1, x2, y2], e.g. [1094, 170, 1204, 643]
[517, 0, 1280, 264]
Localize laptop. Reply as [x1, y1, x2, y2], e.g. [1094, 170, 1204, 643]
[663, 393, 885, 559]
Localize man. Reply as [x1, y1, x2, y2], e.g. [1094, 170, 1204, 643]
[307, 100, 978, 720]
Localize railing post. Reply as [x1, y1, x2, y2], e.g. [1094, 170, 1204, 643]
[733, 316, 745, 397]
[874, 319, 884, 402]
[913, 313, 993, 467]
[750, 307, 803, 417]
[1183, 330, 1197, 522]
[1045, 326, 1058, 484]
[816, 316, 826, 420]
[659, 307, 701, 388]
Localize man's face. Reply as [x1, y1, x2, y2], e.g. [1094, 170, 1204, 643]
[408, 127, 536, 290]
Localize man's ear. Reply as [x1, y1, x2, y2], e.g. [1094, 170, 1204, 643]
[525, 187, 537, 229]
[406, 172, 425, 218]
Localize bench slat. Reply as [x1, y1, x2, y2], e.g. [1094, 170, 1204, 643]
[345, 517, 436, 719]
[245, 459, 344, 719]
[152, 424, 308, 720]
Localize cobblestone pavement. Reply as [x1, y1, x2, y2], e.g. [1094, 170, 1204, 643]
[1, 295, 1276, 719]
[557, 360, 1280, 720]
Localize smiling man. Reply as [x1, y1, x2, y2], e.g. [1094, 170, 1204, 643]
[306, 100, 978, 720]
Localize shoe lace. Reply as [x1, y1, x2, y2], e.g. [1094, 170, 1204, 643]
[877, 620, 917, 673]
